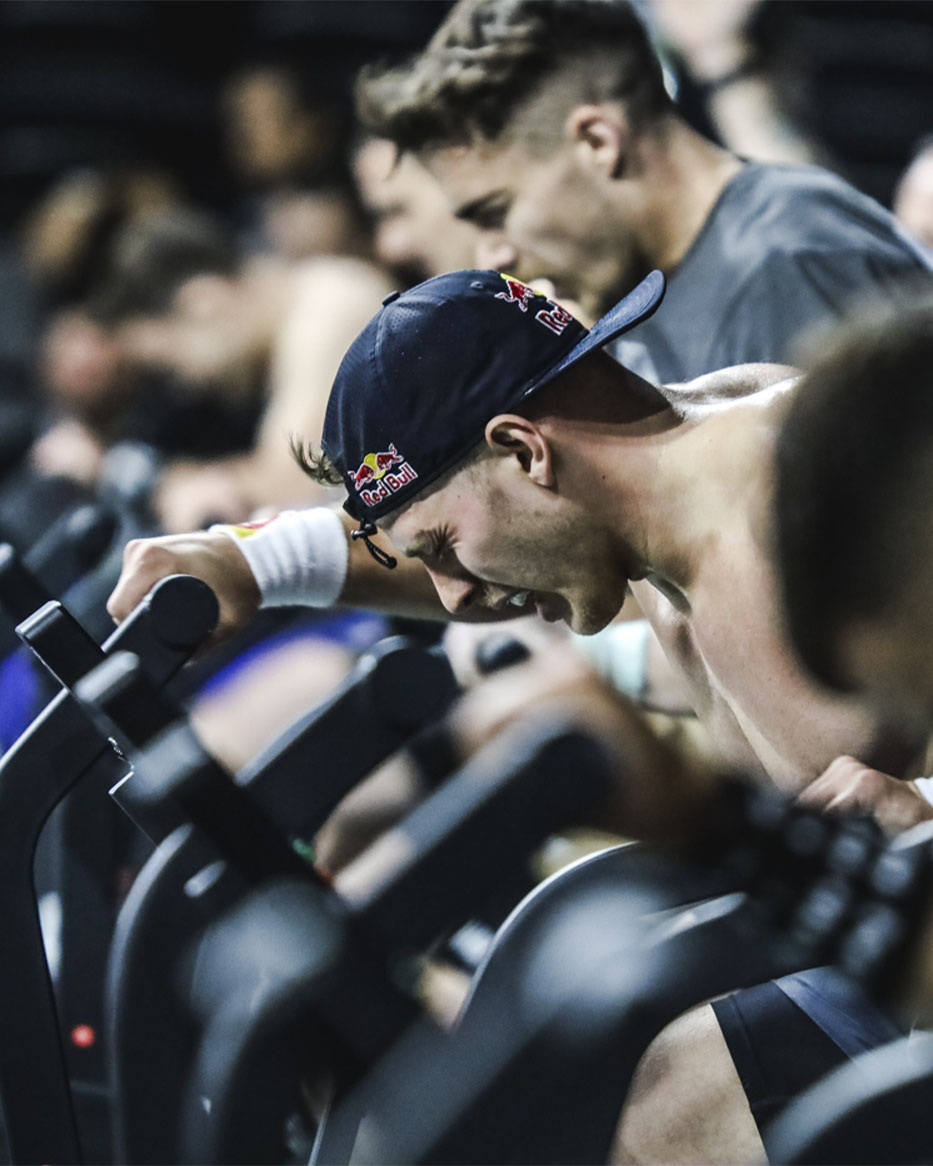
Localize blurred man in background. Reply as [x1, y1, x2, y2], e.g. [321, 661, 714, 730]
[356, 0, 932, 384]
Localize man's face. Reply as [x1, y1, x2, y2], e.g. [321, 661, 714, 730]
[354, 140, 479, 282]
[381, 455, 631, 634]
[117, 275, 253, 386]
[41, 311, 130, 415]
[424, 134, 643, 323]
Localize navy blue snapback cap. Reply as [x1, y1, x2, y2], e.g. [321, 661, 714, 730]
[322, 268, 665, 533]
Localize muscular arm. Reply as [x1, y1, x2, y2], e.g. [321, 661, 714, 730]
[107, 506, 505, 648]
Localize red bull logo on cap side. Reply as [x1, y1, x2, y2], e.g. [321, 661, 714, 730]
[495, 275, 539, 312]
[351, 443, 419, 507]
[494, 273, 573, 336]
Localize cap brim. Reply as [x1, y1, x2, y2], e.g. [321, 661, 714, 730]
[523, 269, 665, 397]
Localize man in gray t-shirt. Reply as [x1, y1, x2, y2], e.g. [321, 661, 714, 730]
[619, 161, 933, 383]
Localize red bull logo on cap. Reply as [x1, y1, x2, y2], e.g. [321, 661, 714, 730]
[494, 273, 573, 337]
[495, 275, 539, 312]
[351, 443, 419, 508]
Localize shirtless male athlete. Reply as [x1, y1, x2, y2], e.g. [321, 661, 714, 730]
[108, 269, 927, 1163]
[109, 269, 920, 787]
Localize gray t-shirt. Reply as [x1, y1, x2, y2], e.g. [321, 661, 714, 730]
[617, 162, 933, 383]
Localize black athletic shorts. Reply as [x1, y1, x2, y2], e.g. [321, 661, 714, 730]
[711, 971, 903, 1157]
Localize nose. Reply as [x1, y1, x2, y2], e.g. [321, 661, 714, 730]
[474, 232, 519, 272]
[429, 569, 478, 615]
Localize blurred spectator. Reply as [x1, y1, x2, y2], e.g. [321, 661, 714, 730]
[39, 206, 392, 532]
[27, 210, 248, 501]
[18, 166, 181, 307]
[92, 208, 265, 402]
[353, 137, 479, 284]
[0, 2, 467, 786]
[222, 64, 371, 262]
[30, 310, 135, 487]
[0, 235, 42, 478]
[645, 0, 933, 207]
[645, 0, 824, 167]
[224, 65, 346, 191]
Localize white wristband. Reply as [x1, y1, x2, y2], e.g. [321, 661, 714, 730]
[211, 508, 348, 608]
[572, 619, 651, 702]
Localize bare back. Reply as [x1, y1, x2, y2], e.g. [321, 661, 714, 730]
[631, 364, 914, 790]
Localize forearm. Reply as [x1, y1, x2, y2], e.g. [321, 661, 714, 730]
[109, 503, 510, 640]
[214, 506, 442, 618]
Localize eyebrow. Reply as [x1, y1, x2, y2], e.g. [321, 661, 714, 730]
[453, 190, 507, 225]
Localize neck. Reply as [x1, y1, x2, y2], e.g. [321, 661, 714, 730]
[629, 117, 745, 271]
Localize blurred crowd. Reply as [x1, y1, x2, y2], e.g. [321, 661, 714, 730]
[2, 4, 933, 1162]
[0, 0, 930, 768]
[0, 2, 451, 540]
[0, 0, 929, 556]
[0, 0, 931, 734]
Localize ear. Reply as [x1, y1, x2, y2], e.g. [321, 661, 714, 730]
[566, 104, 630, 179]
[484, 414, 555, 488]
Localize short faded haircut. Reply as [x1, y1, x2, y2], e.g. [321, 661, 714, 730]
[356, 0, 673, 154]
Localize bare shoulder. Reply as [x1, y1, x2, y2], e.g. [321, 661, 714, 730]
[291, 256, 394, 310]
[263, 256, 394, 440]
[666, 362, 802, 411]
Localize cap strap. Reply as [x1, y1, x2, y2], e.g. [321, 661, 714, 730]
[350, 520, 397, 570]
